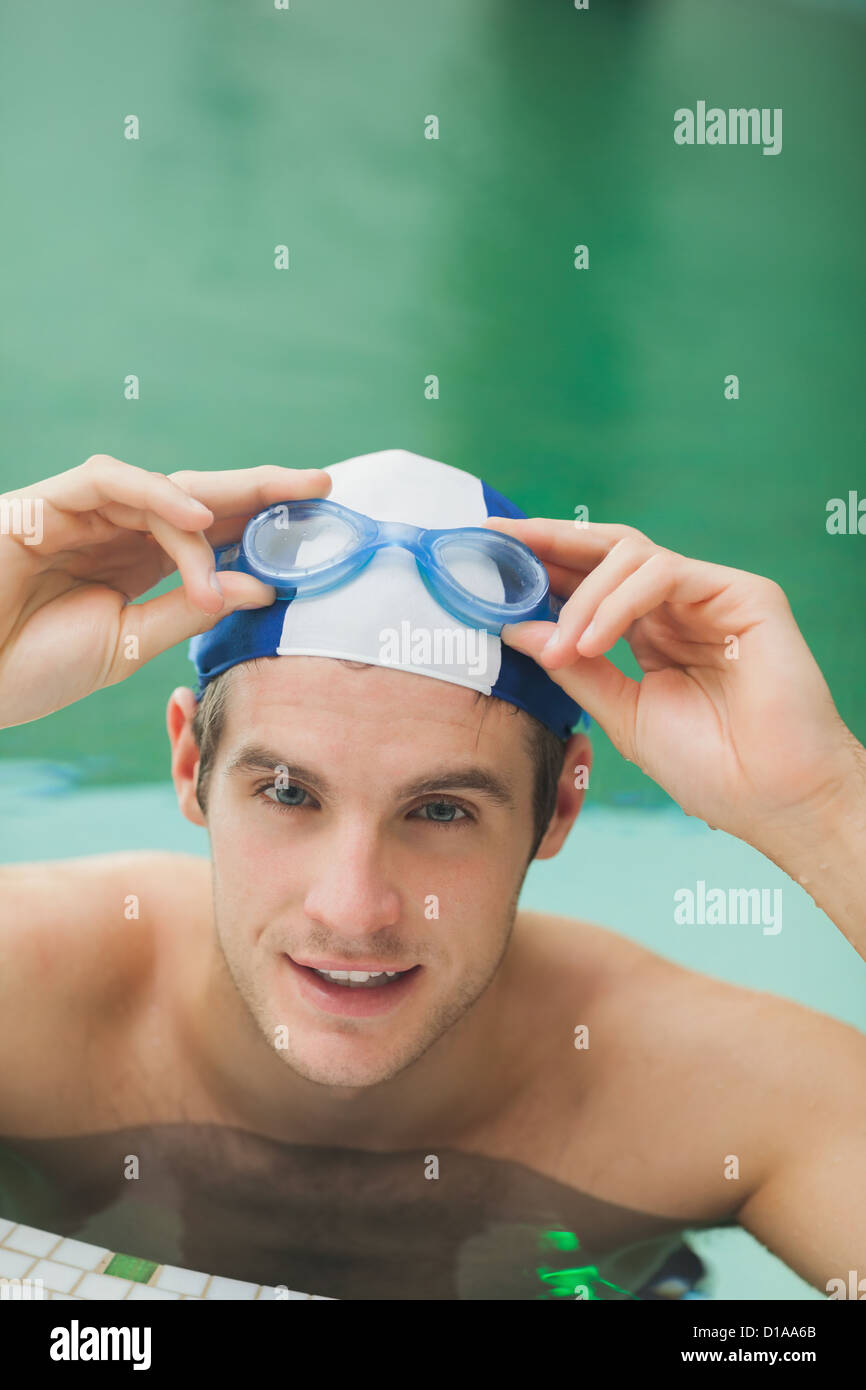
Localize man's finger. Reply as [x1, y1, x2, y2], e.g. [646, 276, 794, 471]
[500, 620, 640, 760]
[111, 572, 276, 678]
[38, 456, 215, 531]
[484, 515, 648, 568]
[146, 513, 225, 616]
[167, 465, 332, 519]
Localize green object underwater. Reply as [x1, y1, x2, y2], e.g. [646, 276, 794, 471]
[536, 1229, 640, 1301]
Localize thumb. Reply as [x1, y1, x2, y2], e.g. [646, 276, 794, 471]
[114, 572, 276, 676]
[500, 620, 641, 760]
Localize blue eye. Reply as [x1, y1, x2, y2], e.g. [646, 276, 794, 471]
[416, 800, 470, 824]
[262, 783, 310, 809]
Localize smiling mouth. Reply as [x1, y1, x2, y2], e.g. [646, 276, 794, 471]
[289, 958, 421, 989]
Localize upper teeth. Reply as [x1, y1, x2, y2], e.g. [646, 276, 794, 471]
[317, 969, 399, 982]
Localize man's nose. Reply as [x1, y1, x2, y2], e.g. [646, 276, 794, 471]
[302, 828, 402, 938]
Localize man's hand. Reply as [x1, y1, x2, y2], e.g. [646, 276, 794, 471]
[0, 454, 332, 728]
[484, 516, 862, 851]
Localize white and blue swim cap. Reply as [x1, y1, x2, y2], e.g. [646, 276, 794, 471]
[189, 449, 585, 742]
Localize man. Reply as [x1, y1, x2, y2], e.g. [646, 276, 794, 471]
[0, 448, 863, 1301]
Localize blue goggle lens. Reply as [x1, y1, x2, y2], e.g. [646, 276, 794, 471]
[433, 534, 542, 606]
[249, 504, 358, 570]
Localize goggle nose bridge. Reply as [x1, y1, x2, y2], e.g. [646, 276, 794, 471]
[368, 518, 426, 549]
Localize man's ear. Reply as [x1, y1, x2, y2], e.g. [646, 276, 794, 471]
[532, 730, 593, 860]
[166, 687, 207, 827]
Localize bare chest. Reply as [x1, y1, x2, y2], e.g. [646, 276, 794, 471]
[0, 1017, 699, 1300]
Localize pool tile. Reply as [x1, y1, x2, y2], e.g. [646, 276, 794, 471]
[76, 1272, 134, 1300]
[154, 1264, 209, 1297]
[104, 1253, 158, 1284]
[29, 1259, 81, 1294]
[204, 1275, 259, 1299]
[258, 1284, 310, 1299]
[127, 1284, 181, 1301]
[3, 1224, 59, 1258]
[51, 1238, 110, 1271]
[0, 1247, 36, 1279]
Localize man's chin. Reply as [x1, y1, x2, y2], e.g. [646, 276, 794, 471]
[274, 1042, 410, 1091]
[267, 1006, 441, 1089]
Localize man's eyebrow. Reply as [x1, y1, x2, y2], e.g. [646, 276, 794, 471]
[224, 744, 516, 807]
[397, 768, 516, 807]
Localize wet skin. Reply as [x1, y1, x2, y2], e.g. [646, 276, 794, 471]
[0, 877, 738, 1299]
[0, 660, 856, 1297]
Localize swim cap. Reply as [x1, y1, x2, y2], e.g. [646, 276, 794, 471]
[188, 449, 585, 741]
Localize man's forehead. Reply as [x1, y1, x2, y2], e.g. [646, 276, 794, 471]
[222, 654, 517, 740]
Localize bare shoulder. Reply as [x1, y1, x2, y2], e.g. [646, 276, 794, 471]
[519, 904, 865, 1082]
[515, 907, 866, 1215]
[0, 851, 213, 1133]
[0, 850, 211, 1019]
[514, 906, 666, 998]
[595, 931, 866, 1134]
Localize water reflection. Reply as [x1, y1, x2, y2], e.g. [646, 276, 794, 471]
[0, 1124, 718, 1299]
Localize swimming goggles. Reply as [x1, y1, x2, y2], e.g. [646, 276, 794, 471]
[213, 498, 559, 633]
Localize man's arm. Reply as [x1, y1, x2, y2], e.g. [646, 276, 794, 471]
[746, 733, 866, 966]
[734, 997, 866, 1290]
[593, 953, 866, 1292]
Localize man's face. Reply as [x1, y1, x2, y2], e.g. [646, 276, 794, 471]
[200, 657, 538, 1089]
